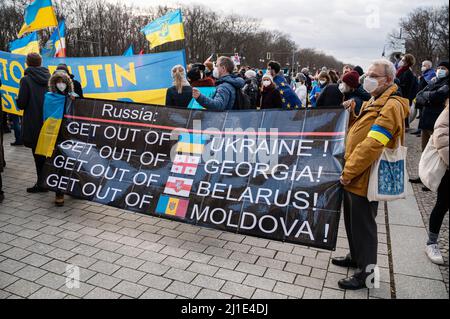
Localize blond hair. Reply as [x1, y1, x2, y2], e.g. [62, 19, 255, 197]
[172, 65, 189, 94]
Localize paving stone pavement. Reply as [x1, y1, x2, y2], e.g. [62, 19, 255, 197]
[0, 130, 441, 299]
[406, 121, 449, 293]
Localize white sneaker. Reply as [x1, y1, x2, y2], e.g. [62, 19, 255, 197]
[425, 244, 445, 265]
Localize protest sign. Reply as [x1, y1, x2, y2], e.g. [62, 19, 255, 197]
[0, 50, 186, 115]
[41, 98, 348, 250]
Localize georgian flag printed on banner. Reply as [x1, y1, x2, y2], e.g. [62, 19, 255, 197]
[164, 176, 194, 198]
[171, 155, 200, 176]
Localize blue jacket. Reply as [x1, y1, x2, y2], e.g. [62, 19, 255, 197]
[196, 75, 245, 111]
[309, 83, 326, 107]
[273, 74, 302, 109]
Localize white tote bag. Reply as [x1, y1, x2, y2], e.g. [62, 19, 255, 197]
[419, 136, 447, 192]
[367, 140, 408, 202]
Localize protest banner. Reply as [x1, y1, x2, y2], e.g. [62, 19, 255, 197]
[0, 50, 186, 115]
[41, 98, 348, 250]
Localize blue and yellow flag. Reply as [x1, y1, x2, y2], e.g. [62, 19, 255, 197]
[35, 92, 66, 157]
[141, 9, 185, 49]
[18, 0, 58, 37]
[9, 32, 40, 55]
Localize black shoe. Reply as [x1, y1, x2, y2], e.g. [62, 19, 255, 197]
[410, 130, 421, 135]
[0, 192, 4, 203]
[10, 142, 24, 146]
[331, 256, 358, 268]
[409, 177, 422, 184]
[422, 187, 431, 192]
[26, 185, 48, 193]
[338, 275, 367, 290]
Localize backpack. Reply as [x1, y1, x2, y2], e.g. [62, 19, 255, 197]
[234, 88, 252, 110]
[243, 80, 259, 107]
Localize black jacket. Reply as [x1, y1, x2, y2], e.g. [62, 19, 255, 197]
[166, 86, 193, 108]
[417, 76, 449, 130]
[397, 68, 418, 104]
[69, 74, 83, 98]
[16, 66, 51, 149]
[260, 86, 283, 109]
[316, 84, 344, 108]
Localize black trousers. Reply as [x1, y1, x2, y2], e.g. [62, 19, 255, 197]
[31, 147, 46, 186]
[343, 190, 379, 274]
[430, 170, 450, 235]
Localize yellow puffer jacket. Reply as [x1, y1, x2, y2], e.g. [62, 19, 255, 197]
[342, 84, 410, 197]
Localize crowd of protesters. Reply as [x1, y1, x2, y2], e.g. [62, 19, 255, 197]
[0, 51, 448, 291]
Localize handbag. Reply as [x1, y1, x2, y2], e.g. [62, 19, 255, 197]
[367, 138, 408, 202]
[419, 136, 447, 192]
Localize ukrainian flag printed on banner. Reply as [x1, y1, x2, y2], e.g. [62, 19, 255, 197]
[35, 92, 66, 157]
[18, 0, 58, 37]
[141, 9, 185, 49]
[9, 32, 40, 55]
[176, 133, 208, 155]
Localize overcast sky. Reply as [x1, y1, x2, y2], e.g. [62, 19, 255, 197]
[123, 0, 447, 69]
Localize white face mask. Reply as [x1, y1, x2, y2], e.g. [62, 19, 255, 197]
[339, 83, 350, 94]
[263, 80, 272, 87]
[421, 66, 428, 72]
[319, 80, 327, 86]
[56, 82, 67, 92]
[398, 60, 405, 67]
[437, 69, 448, 79]
[212, 67, 220, 79]
[363, 77, 379, 93]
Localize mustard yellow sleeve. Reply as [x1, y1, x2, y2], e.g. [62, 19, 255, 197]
[343, 102, 401, 181]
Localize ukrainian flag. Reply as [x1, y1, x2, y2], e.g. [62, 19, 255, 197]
[9, 32, 40, 55]
[176, 133, 208, 155]
[35, 92, 66, 157]
[18, 0, 58, 37]
[141, 9, 185, 49]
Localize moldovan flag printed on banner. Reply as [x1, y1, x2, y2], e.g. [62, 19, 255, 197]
[156, 195, 189, 218]
[42, 20, 66, 57]
[141, 9, 185, 49]
[18, 0, 58, 37]
[176, 133, 207, 155]
[171, 155, 200, 176]
[164, 176, 193, 198]
[9, 32, 40, 55]
[35, 92, 66, 157]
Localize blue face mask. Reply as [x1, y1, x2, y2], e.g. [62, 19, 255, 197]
[437, 69, 448, 79]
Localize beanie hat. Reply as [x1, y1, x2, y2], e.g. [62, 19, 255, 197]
[438, 60, 449, 70]
[56, 63, 70, 74]
[245, 70, 257, 79]
[353, 66, 364, 76]
[342, 71, 360, 89]
[262, 73, 273, 82]
[26, 53, 42, 67]
[187, 68, 202, 82]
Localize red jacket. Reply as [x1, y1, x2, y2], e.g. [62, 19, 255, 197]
[191, 77, 215, 87]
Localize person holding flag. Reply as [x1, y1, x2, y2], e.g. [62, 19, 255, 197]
[18, 0, 58, 37]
